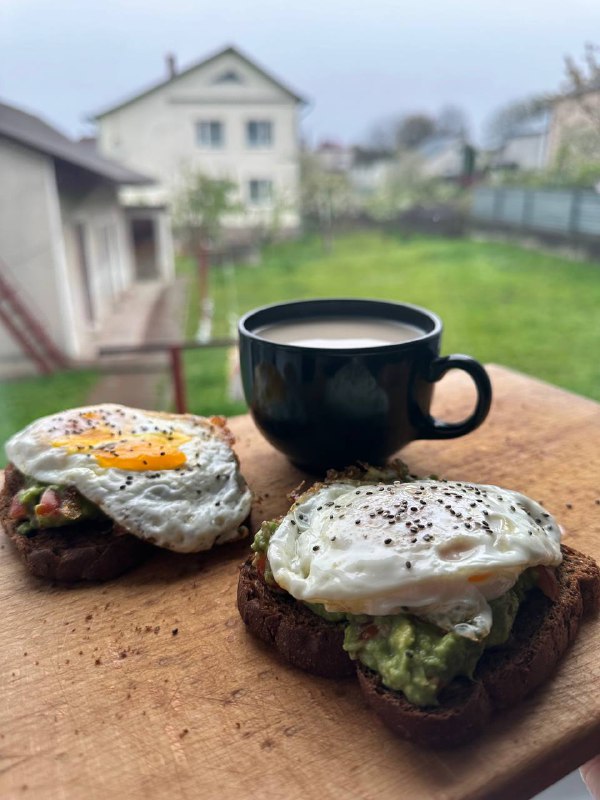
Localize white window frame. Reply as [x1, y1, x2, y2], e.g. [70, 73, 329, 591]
[196, 120, 224, 148]
[246, 120, 273, 148]
[248, 179, 273, 206]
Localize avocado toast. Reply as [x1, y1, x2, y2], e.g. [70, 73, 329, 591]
[238, 463, 600, 747]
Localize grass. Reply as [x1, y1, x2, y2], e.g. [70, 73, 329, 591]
[180, 232, 599, 408]
[0, 369, 97, 466]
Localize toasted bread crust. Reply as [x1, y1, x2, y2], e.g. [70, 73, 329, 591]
[237, 557, 355, 678]
[358, 545, 600, 747]
[237, 545, 600, 746]
[0, 463, 148, 582]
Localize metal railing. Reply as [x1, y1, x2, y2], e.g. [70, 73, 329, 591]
[99, 338, 237, 413]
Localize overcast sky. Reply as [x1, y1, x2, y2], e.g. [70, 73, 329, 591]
[1, 0, 599, 146]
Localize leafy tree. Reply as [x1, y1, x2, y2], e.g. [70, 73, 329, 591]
[300, 152, 354, 251]
[173, 171, 239, 253]
[173, 171, 240, 319]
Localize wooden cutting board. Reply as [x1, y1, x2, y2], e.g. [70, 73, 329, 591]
[0, 365, 599, 800]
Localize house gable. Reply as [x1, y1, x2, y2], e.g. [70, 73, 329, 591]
[94, 46, 306, 122]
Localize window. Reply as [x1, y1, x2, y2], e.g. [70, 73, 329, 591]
[248, 179, 273, 206]
[213, 70, 243, 84]
[196, 120, 224, 148]
[246, 120, 273, 148]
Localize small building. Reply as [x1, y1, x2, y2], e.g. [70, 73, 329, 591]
[314, 141, 354, 174]
[93, 45, 307, 235]
[492, 110, 551, 172]
[415, 134, 474, 180]
[0, 100, 173, 377]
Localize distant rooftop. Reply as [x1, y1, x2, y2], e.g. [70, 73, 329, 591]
[417, 134, 465, 158]
[508, 109, 551, 139]
[0, 101, 151, 184]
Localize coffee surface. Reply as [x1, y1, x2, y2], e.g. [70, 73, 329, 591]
[255, 317, 423, 349]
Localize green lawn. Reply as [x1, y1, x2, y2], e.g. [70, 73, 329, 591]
[182, 232, 600, 412]
[0, 370, 98, 465]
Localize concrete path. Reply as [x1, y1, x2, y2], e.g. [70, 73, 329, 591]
[86, 277, 188, 410]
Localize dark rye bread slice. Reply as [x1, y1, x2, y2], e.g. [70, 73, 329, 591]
[357, 545, 600, 747]
[237, 557, 355, 678]
[238, 545, 600, 747]
[0, 463, 149, 582]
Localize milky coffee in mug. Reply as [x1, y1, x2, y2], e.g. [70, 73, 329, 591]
[238, 299, 492, 472]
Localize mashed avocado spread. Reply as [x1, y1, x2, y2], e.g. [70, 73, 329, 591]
[343, 570, 535, 706]
[251, 520, 538, 707]
[11, 478, 104, 534]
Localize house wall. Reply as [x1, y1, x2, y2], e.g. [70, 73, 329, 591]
[419, 144, 464, 179]
[125, 208, 175, 282]
[97, 51, 301, 230]
[57, 169, 137, 343]
[0, 138, 78, 376]
[547, 92, 600, 165]
[499, 134, 548, 171]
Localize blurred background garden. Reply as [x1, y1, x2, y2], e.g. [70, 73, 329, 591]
[2, 2, 600, 464]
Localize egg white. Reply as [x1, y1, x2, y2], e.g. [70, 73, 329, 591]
[5, 404, 252, 553]
[267, 479, 562, 639]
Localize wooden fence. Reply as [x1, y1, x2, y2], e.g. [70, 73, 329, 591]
[470, 187, 600, 240]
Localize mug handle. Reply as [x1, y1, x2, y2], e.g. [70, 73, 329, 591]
[418, 355, 492, 439]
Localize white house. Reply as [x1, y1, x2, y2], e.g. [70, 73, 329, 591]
[415, 135, 472, 179]
[492, 110, 551, 171]
[0, 100, 173, 377]
[94, 45, 307, 234]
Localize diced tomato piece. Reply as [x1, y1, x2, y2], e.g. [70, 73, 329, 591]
[9, 495, 28, 520]
[35, 488, 61, 517]
[254, 553, 267, 579]
[359, 624, 379, 641]
[536, 565, 560, 602]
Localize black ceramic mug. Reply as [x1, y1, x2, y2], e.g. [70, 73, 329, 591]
[238, 298, 492, 471]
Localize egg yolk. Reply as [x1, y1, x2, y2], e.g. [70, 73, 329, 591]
[51, 425, 190, 471]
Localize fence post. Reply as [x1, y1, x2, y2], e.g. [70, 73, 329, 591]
[170, 346, 187, 413]
[522, 190, 534, 229]
[493, 188, 504, 222]
[569, 191, 582, 235]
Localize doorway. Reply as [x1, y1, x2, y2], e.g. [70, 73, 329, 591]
[131, 218, 159, 280]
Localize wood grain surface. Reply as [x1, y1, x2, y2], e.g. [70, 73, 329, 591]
[0, 365, 599, 800]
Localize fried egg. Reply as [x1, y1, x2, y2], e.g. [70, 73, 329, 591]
[5, 404, 252, 553]
[267, 479, 562, 640]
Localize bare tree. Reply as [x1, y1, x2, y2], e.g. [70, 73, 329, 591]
[436, 105, 469, 138]
[563, 42, 600, 125]
[364, 107, 470, 154]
